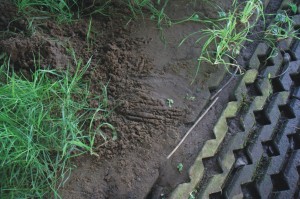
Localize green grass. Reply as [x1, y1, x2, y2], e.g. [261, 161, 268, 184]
[127, 0, 171, 40]
[179, 0, 264, 82]
[14, 0, 78, 23]
[179, 0, 263, 81]
[288, 3, 298, 15]
[0, 55, 115, 198]
[265, 11, 299, 44]
[263, 11, 300, 60]
[14, 0, 111, 23]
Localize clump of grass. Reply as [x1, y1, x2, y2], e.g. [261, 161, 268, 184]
[14, 0, 78, 23]
[179, 0, 264, 82]
[14, 0, 111, 23]
[239, 0, 263, 24]
[265, 11, 299, 45]
[127, 0, 171, 39]
[0, 55, 115, 198]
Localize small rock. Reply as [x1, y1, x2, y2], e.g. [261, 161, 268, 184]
[234, 157, 247, 169]
[283, 53, 291, 64]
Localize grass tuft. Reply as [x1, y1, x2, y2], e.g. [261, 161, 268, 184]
[14, 0, 78, 23]
[0, 55, 115, 198]
[14, 0, 111, 23]
[127, 0, 171, 40]
[179, 0, 264, 82]
[265, 11, 299, 44]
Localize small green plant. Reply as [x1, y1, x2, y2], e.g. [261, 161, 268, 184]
[265, 11, 299, 43]
[127, 0, 171, 40]
[185, 94, 196, 101]
[188, 190, 197, 199]
[166, 98, 174, 107]
[239, 0, 264, 24]
[0, 55, 115, 198]
[177, 163, 183, 172]
[288, 3, 298, 14]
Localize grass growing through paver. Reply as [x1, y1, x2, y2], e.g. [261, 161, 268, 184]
[179, 0, 264, 82]
[0, 55, 115, 198]
[265, 11, 299, 46]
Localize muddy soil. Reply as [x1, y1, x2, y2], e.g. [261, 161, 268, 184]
[0, 0, 262, 198]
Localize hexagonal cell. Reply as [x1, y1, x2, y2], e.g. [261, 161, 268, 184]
[209, 191, 223, 199]
[288, 133, 300, 150]
[246, 81, 263, 97]
[290, 73, 300, 86]
[271, 171, 290, 191]
[281, 50, 297, 62]
[262, 140, 280, 157]
[233, 149, 252, 169]
[241, 182, 261, 199]
[254, 110, 271, 125]
[278, 104, 296, 119]
[227, 117, 245, 134]
[292, 87, 300, 100]
[271, 77, 286, 93]
[258, 54, 274, 69]
[203, 156, 223, 176]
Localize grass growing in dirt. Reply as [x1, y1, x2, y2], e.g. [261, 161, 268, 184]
[14, 0, 79, 23]
[14, 0, 110, 23]
[127, 0, 171, 39]
[179, 0, 264, 82]
[0, 55, 115, 198]
[265, 11, 300, 47]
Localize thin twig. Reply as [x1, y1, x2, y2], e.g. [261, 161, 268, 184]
[210, 66, 239, 100]
[167, 97, 219, 159]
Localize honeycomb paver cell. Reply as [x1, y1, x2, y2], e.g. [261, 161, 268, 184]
[273, 60, 300, 91]
[261, 51, 283, 77]
[248, 43, 269, 70]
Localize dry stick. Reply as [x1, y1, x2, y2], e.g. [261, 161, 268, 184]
[167, 97, 219, 159]
[210, 66, 239, 100]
